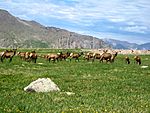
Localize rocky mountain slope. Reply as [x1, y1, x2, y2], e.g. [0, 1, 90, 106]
[103, 39, 150, 50]
[0, 9, 107, 49]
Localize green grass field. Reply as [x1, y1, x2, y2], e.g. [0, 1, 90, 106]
[0, 49, 150, 113]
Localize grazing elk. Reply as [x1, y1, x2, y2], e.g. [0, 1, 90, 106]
[19, 51, 38, 63]
[93, 53, 101, 61]
[125, 56, 130, 64]
[29, 51, 38, 63]
[1, 49, 17, 62]
[69, 52, 83, 62]
[134, 56, 141, 65]
[17, 52, 26, 60]
[59, 52, 70, 61]
[83, 52, 94, 62]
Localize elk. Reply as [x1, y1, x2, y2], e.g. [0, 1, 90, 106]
[69, 52, 83, 62]
[111, 52, 118, 62]
[100, 53, 112, 63]
[1, 49, 17, 62]
[59, 52, 70, 61]
[17, 52, 26, 60]
[46, 53, 61, 63]
[99, 50, 111, 63]
[93, 53, 101, 61]
[100, 50, 118, 63]
[125, 56, 130, 64]
[134, 56, 141, 65]
[20, 51, 37, 63]
[83, 52, 94, 62]
[29, 51, 38, 63]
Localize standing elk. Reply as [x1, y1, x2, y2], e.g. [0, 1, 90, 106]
[1, 49, 17, 62]
[111, 52, 118, 62]
[46, 53, 62, 63]
[100, 53, 112, 63]
[100, 50, 118, 63]
[69, 52, 83, 62]
[134, 56, 141, 65]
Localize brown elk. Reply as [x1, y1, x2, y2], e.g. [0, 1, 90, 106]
[93, 53, 101, 61]
[59, 52, 70, 61]
[100, 50, 118, 63]
[1, 49, 17, 62]
[100, 53, 112, 63]
[69, 52, 83, 62]
[83, 52, 94, 62]
[29, 51, 38, 63]
[46, 53, 61, 63]
[111, 52, 118, 62]
[125, 56, 130, 64]
[134, 56, 141, 65]
[20, 51, 37, 63]
[17, 52, 26, 60]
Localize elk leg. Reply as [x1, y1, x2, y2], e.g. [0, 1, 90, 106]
[9, 57, 12, 62]
[1, 57, 3, 62]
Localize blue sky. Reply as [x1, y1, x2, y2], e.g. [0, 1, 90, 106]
[0, 0, 150, 44]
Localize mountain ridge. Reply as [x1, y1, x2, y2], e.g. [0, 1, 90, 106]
[103, 38, 150, 50]
[0, 9, 107, 49]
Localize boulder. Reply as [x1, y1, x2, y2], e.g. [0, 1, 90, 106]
[24, 78, 60, 92]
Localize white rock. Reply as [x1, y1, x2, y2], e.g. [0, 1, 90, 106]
[24, 78, 60, 92]
[141, 66, 148, 68]
[65, 92, 75, 95]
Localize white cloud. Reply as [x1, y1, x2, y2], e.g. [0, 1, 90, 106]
[120, 26, 148, 34]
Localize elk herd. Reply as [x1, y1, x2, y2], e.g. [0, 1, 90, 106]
[0, 49, 144, 65]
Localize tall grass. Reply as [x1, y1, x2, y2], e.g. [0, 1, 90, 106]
[0, 49, 150, 112]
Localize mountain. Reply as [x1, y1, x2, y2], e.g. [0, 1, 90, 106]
[103, 39, 138, 49]
[137, 43, 150, 50]
[0, 9, 107, 49]
[103, 38, 150, 50]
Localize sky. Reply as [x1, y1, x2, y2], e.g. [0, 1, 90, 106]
[0, 0, 150, 44]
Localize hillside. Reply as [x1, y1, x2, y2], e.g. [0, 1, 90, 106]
[103, 38, 150, 50]
[137, 43, 150, 50]
[0, 9, 107, 49]
[103, 39, 138, 49]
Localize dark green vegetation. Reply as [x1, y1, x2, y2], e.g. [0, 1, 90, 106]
[0, 48, 150, 113]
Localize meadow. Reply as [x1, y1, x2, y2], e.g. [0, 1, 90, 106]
[0, 48, 150, 113]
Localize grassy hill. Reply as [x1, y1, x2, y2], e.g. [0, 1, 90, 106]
[0, 48, 150, 112]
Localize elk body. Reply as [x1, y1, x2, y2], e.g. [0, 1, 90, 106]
[100, 51, 118, 63]
[83, 52, 94, 62]
[134, 56, 141, 65]
[59, 52, 70, 61]
[69, 52, 83, 62]
[29, 51, 38, 63]
[17, 52, 26, 60]
[18, 51, 38, 63]
[46, 53, 61, 63]
[1, 49, 17, 62]
[125, 56, 130, 64]
[100, 53, 112, 63]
